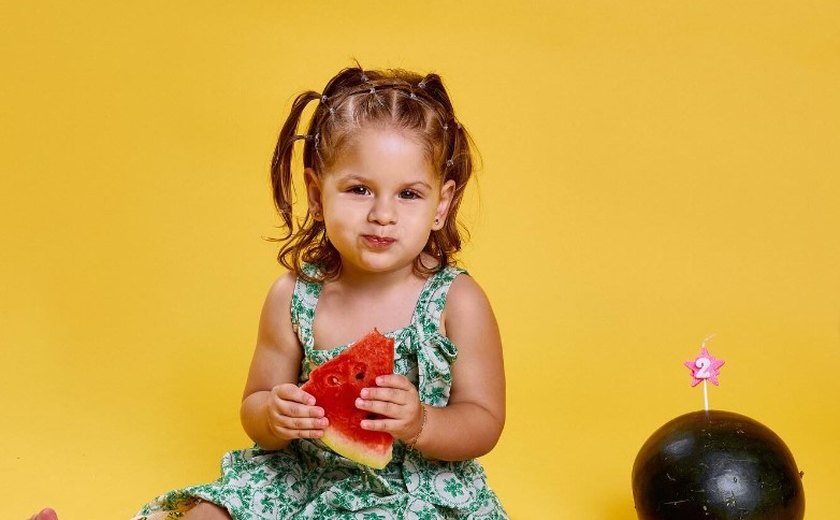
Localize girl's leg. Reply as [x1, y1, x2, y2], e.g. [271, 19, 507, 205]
[181, 502, 232, 520]
[27, 501, 231, 520]
[28, 509, 58, 520]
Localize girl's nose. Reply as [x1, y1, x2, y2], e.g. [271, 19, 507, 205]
[368, 197, 397, 225]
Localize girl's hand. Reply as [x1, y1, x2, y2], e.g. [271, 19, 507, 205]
[356, 374, 424, 443]
[266, 383, 328, 441]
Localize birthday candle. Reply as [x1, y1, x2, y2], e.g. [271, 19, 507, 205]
[684, 335, 725, 410]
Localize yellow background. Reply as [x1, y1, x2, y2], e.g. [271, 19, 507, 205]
[3, 1, 839, 518]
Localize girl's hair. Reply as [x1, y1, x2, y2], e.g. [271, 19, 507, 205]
[270, 65, 475, 282]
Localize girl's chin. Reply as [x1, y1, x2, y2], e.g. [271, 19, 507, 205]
[343, 258, 416, 276]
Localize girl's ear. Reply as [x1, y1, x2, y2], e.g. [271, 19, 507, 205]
[304, 168, 324, 221]
[432, 179, 457, 231]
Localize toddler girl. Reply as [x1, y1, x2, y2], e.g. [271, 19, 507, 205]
[34, 65, 507, 520]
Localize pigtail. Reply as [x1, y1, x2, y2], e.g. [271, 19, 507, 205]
[417, 74, 455, 120]
[415, 72, 475, 272]
[270, 90, 321, 238]
[322, 66, 371, 95]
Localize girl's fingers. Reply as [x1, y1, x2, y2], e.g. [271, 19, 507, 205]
[356, 398, 401, 418]
[356, 396, 421, 422]
[359, 417, 400, 432]
[372, 374, 412, 389]
[272, 425, 325, 439]
[359, 386, 407, 404]
[267, 384, 328, 439]
[273, 384, 317, 406]
[278, 399, 325, 418]
[270, 385, 324, 418]
[269, 412, 328, 441]
[357, 402, 423, 442]
[273, 413, 328, 430]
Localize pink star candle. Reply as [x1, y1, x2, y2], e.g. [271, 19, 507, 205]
[684, 335, 725, 411]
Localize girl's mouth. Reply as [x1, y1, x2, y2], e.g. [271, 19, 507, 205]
[363, 235, 396, 247]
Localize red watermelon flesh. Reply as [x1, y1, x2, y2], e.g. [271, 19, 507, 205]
[301, 329, 395, 469]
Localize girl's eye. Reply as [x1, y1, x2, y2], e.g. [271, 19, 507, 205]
[399, 189, 421, 200]
[348, 185, 370, 195]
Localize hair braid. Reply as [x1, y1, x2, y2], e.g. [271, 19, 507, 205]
[270, 90, 321, 238]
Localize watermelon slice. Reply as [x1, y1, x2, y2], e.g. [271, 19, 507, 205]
[301, 329, 395, 469]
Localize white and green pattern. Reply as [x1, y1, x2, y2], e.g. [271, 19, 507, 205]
[133, 265, 507, 520]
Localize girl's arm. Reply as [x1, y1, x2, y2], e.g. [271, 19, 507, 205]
[240, 274, 328, 450]
[410, 274, 506, 460]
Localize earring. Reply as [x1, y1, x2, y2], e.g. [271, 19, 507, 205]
[434, 218, 440, 225]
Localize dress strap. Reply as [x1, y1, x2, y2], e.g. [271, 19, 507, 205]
[412, 266, 467, 331]
[290, 264, 322, 351]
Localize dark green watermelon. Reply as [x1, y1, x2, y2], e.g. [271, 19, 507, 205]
[632, 410, 804, 519]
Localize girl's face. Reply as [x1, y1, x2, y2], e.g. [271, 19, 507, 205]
[305, 126, 455, 278]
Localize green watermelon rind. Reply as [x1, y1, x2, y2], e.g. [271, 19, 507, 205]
[321, 425, 393, 470]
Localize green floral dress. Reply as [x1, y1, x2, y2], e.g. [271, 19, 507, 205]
[133, 265, 508, 520]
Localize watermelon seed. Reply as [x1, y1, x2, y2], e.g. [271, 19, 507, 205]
[327, 375, 340, 386]
[352, 363, 367, 380]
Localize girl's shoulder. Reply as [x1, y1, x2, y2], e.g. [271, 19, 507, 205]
[253, 272, 302, 359]
[260, 272, 304, 331]
[266, 265, 321, 301]
[445, 273, 493, 314]
[440, 272, 496, 337]
[265, 272, 297, 305]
